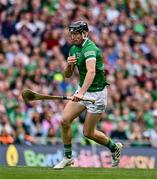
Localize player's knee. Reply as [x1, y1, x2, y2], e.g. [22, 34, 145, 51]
[61, 117, 71, 129]
[61, 120, 70, 129]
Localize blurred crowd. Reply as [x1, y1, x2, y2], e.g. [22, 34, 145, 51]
[0, 0, 157, 147]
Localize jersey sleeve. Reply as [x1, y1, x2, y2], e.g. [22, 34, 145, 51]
[83, 46, 97, 62]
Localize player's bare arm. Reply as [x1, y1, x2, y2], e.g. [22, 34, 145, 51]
[64, 56, 76, 78]
[73, 59, 96, 102]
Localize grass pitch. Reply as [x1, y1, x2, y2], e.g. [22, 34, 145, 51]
[0, 166, 157, 179]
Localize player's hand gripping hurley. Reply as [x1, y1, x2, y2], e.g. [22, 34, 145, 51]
[67, 56, 76, 65]
[22, 88, 95, 104]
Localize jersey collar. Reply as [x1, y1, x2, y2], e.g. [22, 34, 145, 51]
[82, 38, 88, 47]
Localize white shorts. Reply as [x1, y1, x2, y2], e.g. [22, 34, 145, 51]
[75, 86, 108, 113]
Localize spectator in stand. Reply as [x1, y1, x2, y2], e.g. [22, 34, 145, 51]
[110, 120, 128, 140]
[0, 0, 156, 146]
[143, 116, 157, 148]
[0, 128, 14, 144]
[0, 112, 14, 137]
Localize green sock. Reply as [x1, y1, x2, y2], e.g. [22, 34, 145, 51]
[64, 144, 72, 159]
[105, 139, 117, 152]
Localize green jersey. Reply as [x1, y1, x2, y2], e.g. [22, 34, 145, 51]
[69, 38, 108, 92]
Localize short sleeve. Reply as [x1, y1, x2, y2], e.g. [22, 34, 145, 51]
[83, 48, 96, 61]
